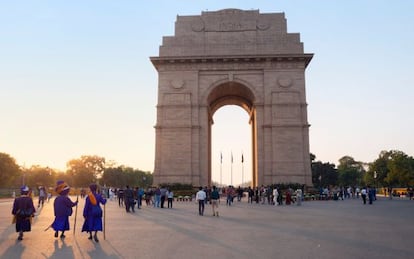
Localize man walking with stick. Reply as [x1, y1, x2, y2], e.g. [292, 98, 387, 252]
[81, 183, 107, 242]
[51, 181, 78, 239]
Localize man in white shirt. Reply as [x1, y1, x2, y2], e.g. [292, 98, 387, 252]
[195, 187, 206, 216]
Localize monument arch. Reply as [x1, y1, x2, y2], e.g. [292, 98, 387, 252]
[151, 9, 313, 187]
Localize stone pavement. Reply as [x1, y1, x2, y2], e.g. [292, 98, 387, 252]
[0, 196, 413, 259]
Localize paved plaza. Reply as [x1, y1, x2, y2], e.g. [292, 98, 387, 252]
[0, 196, 413, 259]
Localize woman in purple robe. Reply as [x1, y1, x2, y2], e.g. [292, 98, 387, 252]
[82, 183, 107, 242]
[12, 186, 36, 241]
[52, 180, 78, 239]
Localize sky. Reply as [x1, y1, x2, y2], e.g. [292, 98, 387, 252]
[1, 1, 413, 186]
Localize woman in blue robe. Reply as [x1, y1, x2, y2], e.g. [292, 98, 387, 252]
[82, 183, 107, 242]
[52, 180, 78, 239]
[12, 186, 36, 241]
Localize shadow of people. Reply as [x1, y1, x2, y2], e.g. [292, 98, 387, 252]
[49, 239, 75, 259]
[86, 240, 120, 259]
[0, 240, 24, 258]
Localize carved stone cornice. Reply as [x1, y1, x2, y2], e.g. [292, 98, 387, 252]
[150, 54, 313, 71]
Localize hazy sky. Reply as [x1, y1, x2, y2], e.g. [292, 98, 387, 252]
[1, 1, 413, 186]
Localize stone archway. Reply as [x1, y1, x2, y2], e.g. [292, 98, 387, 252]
[150, 9, 313, 187]
[206, 81, 256, 187]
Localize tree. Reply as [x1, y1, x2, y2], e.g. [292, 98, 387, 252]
[337, 156, 365, 187]
[24, 166, 56, 188]
[366, 150, 391, 187]
[0, 152, 21, 187]
[368, 150, 414, 188]
[66, 155, 105, 187]
[101, 166, 153, 188]
[385, 150, 414, 187]
[311, 154, 338, 188]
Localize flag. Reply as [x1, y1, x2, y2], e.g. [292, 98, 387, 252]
[220, 152, 223, 164]
[241, 153, 244, 163]
[231, 152, 233, 163]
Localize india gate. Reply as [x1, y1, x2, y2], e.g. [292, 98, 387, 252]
[150, 9, 313, 187]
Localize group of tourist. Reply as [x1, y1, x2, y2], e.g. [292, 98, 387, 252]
[11, 181, 106, 242]
[13, 180, 400, 241]
[110, 186, 175, 212]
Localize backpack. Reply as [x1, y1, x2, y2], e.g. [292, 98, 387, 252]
[211, 190, 219, 200]
[17, 208, 33, 218]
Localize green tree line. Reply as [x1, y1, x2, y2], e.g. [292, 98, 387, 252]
[0, 153, 153, 189]
[1, 149, 413, 189]
[311, 150, 414, 188]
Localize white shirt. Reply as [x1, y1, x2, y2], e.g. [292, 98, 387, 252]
[196, 190, 206, 201]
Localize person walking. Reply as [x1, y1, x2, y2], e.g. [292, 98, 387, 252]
[12, 186, 36, 241]
[368, 186, 375, 205]
[210, 186, 220, 217]
[154, 187, 161, 208]
[160, 186, 167, 208]
[361, 187, 367, 204]
[295, 188, 302, 206]
[247, 187, 254, 203]
[273, 187, 279, 206]
[81, 183, 107, 242]
[167, 188, 174, 208]
[137, 187, 144, 209]
[196, 186, 206, 216]
[117, 188, 124, 207]
[38, 186, 46, 208]
[226, 186, 234, 206]
[124, 185, 135, 212]
[52, 180, 78, 239]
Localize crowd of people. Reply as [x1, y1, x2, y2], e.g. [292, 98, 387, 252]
[107, 185, 175, 212]
[11, 182, 412, 242]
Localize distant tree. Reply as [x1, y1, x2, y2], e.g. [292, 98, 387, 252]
[101, 166, 125, 187]
[367, 150, 414, 188]
[366, 150, 391, 187]
[55, 171, 73, 187]
[0, 152, 21, 187]
[386, 151, 414, 187]
[311, 154, 338, 188]
[66, 155, 105, 187]
[101, 166, 152, 188]
[385, 150, 414, 187]
[24, 166, 56, 188]
[337, 156, 365, 187]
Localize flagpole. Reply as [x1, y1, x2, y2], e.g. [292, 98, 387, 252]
[220, 154, 223, 187]
[242, 152, 244, 187]
[220, 152, 222, 187]
[231, 151, 233, 186]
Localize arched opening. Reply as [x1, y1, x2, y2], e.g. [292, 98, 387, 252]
[207, 82, 257, 187]
[211, 105, 252, 187]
